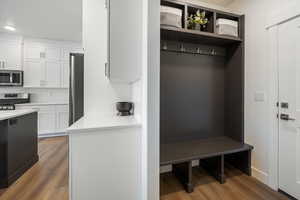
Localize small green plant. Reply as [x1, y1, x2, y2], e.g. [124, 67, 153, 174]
[187, 10, 209, 30]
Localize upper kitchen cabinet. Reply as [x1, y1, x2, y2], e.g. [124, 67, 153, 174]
[0, 39, 22, 70]
[24, 43, 61, 61]
[23, 39, 82, 88]
[106, 0, 142, 83]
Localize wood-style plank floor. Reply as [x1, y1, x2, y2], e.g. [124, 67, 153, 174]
[0, 137, 68, 200]
[0, 136, 291, 200]
[160, 167, 290, 200]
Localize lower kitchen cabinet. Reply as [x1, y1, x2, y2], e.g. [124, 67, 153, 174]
[38, 106, 57, 134]
[56, 105, 69, 132]
[0, 112, 39, 188]
[15, 104, 69, 136]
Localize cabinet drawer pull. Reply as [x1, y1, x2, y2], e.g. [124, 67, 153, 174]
[9, 119, 18, 125]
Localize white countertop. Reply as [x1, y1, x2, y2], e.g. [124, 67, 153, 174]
[0, 109, 38, 121]
[16, 102, 69, 106]
[67, 114, 141, 134]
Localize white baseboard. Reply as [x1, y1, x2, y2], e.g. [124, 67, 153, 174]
[251, 167, 269, 185]
[38, 132, 67, 138]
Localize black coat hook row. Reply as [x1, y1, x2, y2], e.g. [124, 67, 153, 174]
[161, 43, 224, 56]
[160, 48, 224, 57]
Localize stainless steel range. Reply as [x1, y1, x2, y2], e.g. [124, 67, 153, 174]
[0, 93, 30, 110]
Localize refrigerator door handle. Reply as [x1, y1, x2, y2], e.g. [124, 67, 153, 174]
[70, 55, 76, 125]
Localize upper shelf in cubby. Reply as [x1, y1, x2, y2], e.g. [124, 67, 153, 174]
[161, 26, 243, 46]
[161, 0, 244, 46]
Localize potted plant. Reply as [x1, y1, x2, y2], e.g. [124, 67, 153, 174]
[187, 10, 209, 31]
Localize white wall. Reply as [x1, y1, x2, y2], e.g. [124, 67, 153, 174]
[225, 0, 298, 185]
[82, 0, 132, 116]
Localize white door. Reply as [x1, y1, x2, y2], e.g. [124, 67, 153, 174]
[278, 16, 300, 199]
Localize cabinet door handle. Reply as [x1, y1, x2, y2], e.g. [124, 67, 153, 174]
[105, 62, 110, 78]
[106, 0, 110, 78]
[40, 52, 46, 58]
[9, 119, 18, 125]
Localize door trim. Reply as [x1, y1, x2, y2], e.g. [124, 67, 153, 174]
[267, 12, 300, 192]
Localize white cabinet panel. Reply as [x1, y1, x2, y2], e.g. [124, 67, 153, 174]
[45, 47, 61, 61]
[45, 61, 61, 87]
[0, 42, 22, 70]
[61, 62, 69, 88]
[23, 60, 45, 87]
[23, 40, 82, 88]
[56, 105, 69, 132]
[24, 45, 44, 60]
[39, 111, 56, 135]
[108, 0, 142, 83]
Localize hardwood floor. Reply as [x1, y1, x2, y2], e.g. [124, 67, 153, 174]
[0, 137, 68, 200]
[160, 167, 290, 200]
[0, 136, 291, 200]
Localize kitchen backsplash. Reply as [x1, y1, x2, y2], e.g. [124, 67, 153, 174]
[0, 88, 69, 103]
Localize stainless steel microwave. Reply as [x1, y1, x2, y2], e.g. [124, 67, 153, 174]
[0, 70, 23, 86]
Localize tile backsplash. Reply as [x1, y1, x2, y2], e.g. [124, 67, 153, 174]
[0, 87, 69, 103]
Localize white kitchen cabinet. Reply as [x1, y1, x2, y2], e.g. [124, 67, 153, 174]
[38, 108, 57, 135]
[45, 47, 61, 61]
[61, 62, 70, 88]
[0, 41, 22, 70]
[23, 60, 45, 87]
[16, 104, 69, 136]
[24, 45, 44, 60]
[24, 60, 61, 88]
[56, 105, 69, 132]
[106, 0, 142, 83]
[23, 40, 82, 88]
[45, 61, 61, 87]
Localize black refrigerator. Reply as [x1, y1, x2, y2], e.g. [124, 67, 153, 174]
[69, 53, 84, 126]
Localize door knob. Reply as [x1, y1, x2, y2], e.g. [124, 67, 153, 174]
[280, 114, 296, 121]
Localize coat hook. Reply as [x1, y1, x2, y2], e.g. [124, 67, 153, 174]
[196, 47, 202, 54]
[180, 44, 185, 52]
[162, 42, 168, 50]
[211, 49, 216, 56]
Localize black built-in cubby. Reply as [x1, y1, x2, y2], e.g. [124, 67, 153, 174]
[160, 0, 253, 193]
[187, 6, 214, 33]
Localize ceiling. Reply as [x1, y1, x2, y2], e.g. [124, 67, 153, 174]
[0, 0, 82, 41]
[0, 0, 233, 41]
[197, 0, 235, 6]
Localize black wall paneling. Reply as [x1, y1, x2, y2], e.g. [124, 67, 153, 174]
[160, 0, 252, 193]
